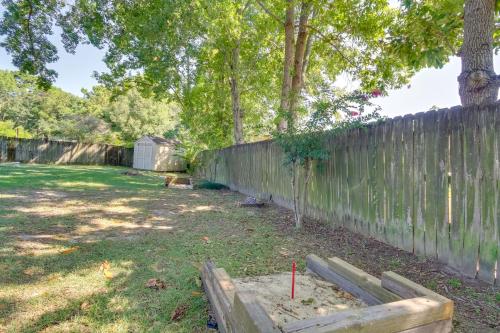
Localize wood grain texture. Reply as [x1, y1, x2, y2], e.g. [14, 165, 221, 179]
[201, 262, 236, 333]
[283, 296, 453, 333]
[398, 319, 452, 333]
[326, 257, 401, 303]
[232, 290, 280, 333]
[306, 254, 384, 305]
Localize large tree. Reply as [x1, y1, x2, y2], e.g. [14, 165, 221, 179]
[389, 0, 499, 107]
[458, 0, 499, 106]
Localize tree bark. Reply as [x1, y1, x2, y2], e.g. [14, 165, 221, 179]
[288, 1, 311, 129]
[458, 0, 499, 106]
[301, 31, 314, 85]
[229, 41, 244, 144]
[278, 0, 295, 132]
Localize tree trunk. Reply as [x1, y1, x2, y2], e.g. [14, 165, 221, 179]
[229, 42, 244, 144]
[458, 0, 499, 106]
[288, 1, 311, 129]
[291, 161, 302, 228]
[278, 0, 295, 132]
[301, 32, 314, 85]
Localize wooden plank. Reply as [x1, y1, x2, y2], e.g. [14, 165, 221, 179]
[398, 319, 452, 333]
[462, 108, 481, 277]
[282, 296, 453, 333]
[423, 111, 438, 258]
[306, 254, 384, 305]
[392, 116, 405, 250]
[374, 123, 386, 241]
[381, 120, 391, 244]
[326, 257, 402, 303]
[413, 113, 426, 256]
[232, 290, 280, 333]
[448, 107, 466, 272]
[435, 109, 451, 265]
[384, 119, 399, 248]
[381, 271, 452, 306]
[201, 261, 236, 333]
[402, 115, 415, 253]
[478, 104, 498, 283]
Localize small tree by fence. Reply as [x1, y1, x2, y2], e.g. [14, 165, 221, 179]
[276, 90, 383, 228]
[0, 137, 133, 167]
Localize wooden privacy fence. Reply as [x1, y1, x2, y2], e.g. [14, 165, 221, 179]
[0, 137, 133, 167]
[197, 102, 500, 284]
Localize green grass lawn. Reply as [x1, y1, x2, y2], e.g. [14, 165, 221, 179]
[0, 163, 295, 333]
[1, 163, 498, 333]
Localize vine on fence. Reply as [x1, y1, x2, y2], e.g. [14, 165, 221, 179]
[275, 90, 383, 228]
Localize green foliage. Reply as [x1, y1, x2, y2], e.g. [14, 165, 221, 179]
[0, 0, 480, 153]
[0, 0, 61, 88]
[0, 120, 32, 138]
[388, 0, 464, 70]
[448, 278, 462, 289]
[0, 70, 178, 145]
[276, 90, 383, 168]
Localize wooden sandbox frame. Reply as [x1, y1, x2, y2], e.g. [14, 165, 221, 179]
[201, 254, 453, 333]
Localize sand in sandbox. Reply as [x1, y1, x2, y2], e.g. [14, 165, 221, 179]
[233, 273, 367, 329]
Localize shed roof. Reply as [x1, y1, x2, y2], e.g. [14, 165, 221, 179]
[137, 136, 180, 146]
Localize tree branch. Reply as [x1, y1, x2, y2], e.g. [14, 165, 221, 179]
[305, 25, 359, 69]
[254, 0, 284, 25]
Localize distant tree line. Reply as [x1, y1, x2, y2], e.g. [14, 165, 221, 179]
[0, 70, 178, 146]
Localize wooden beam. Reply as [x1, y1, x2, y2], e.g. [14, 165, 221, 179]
[201, 261, 236, 333]
[232, 290, 280, 333]
[327, 257, 402, 303]
[398, 319, 452, 333]
[282, 296, 453, 333]
[381, 271, 453, 305]
[306, 254, 384, 305]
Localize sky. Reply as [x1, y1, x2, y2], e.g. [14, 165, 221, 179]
[0, 23, 499, 119]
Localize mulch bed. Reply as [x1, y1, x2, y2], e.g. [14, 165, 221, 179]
[266, 206, 499, 333]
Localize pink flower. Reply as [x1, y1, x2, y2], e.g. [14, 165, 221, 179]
[371, 89, 382, 97]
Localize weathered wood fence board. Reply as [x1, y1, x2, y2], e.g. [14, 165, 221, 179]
[197, 103, 500, 284]
[0, 137, 133, 167]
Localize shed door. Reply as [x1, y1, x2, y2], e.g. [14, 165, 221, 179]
[134, 143, 143, 169]
[144, 144, 153, 170]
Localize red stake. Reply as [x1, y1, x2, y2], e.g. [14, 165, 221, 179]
[291, 260, 296, 299]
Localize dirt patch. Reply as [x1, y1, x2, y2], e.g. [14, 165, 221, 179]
[233, 273, 366, 329]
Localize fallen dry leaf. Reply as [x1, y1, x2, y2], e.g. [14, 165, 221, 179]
[170, 304, 188, 321]
[279, 250, 289, 257]
[60, 246, 79, 255]
[191, 291, 202, 297]
[99, 260, 111, 272]
[80, 301, 91, 310]
[103, 270, 113, 280]
[340, 291, 354, 300]
[145, 278, 167, 290]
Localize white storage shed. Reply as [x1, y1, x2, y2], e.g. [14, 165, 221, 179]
[133, 136, 186, 172]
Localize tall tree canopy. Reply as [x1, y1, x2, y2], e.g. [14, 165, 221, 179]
[1, 0, 497, 151]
